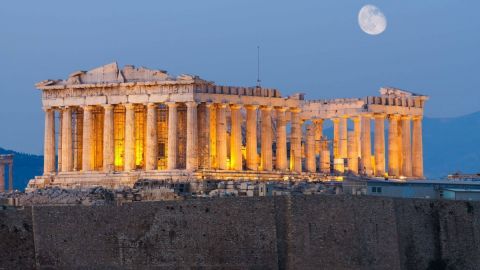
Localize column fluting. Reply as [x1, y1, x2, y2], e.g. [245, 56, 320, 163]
[216, 104, 228, 170]
[275, 107, 288, 171]
[102, 104, 115, 172]
[261, 106, 273, 171]
[186, 102, 198, 171]
[246, 105, 258, 170]
[82, 106, 94, 172]
[43, 107, 56, 174]
[167, 102, 178, 170]
[374, 113, 386, 176]
[412, 116, 424, 178]
[401, 115, 413, 177]
[145, 103, 158, 171]
[230, 104, 243, 170]
[388, 115, 400, 177]
[61, 107, 73, 172]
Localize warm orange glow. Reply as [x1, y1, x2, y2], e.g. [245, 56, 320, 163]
[371, 156, 376, 175]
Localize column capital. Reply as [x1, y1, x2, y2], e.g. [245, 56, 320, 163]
[42, 106, 54, 112]
[217, 103, 228, 109]
[373, 113, 386, 119]
[230, 104, 242, 110]
[185, 101, 198, 108]
[331, 117, 340, 123]
[274, 106, 288, 112]
[124, 103, 135, 110]
[312, 118, 324, 124]
[165, 102, 178, 108]
[388, 114, 401, 120]
[82, 105, 94, 111]
[260, 106, 273, 111]
[412, 115, 423, 121]
[289, 107, 301, 113]
[145, 102, 157, 108]
[401, 115, 412, 120]
[102, 104, 114, 110]
[245, 104, 259, 110]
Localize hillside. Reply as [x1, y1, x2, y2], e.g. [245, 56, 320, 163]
[0, 148, 43, 191]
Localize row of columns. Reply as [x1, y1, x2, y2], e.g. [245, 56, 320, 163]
[43, 105, 423, 178]
[327, 114, 423, 178]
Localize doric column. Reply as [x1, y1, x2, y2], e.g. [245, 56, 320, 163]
[347, 131, 358, 174]
[339, 116, 348, 159]
[208, 103, 217, 169]
[306, 124, 316, 173]
[412, 116, 424, 178]
[261, 106, 273, 171]
[332, 118, 340, 159]
[43, 107, 56, 174]
[124, 103, 135, 171]
[61, 107, 73, 172]
[230, 104, 243, 170]
[186, 102, 198, 171]
[388, 115, 400, 177]
[145, 103, 158, 171]
[290, 108, 302, 173]
[275, 107, 288, 171]
[374, 113, 386, 176]
[360, 115, 372, 175]
[167, 102, 178, 170]
[0, 164, 4, 192]
[246, 105, 259, 170]
[313, 119, 324, 156]
[102, 105, 114, 172]
[198, 103, 211, 169]
[8, 163, 13, 191]
[73, 109, 83, 171]
[216, 104, 228, 170]
[401, 115, 413, 177]
[57, 110, 62, 172]
[352, 116, 361, 158]
[82, 106, 94, 172]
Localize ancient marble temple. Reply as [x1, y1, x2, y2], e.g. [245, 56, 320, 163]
[28, 63, 428, 189]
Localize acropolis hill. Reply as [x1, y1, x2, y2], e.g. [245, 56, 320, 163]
[28, 62, 428, 189]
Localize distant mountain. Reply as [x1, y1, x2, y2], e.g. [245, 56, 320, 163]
[0, 148, 43, 191]
[423, 111, 480, 178]
[1, 111, 479, 190]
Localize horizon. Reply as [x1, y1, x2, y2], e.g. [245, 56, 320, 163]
[1, 0, 479, 153]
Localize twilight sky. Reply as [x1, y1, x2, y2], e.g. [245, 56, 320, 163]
[0, 0, 479, 154]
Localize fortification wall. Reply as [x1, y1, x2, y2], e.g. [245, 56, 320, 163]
[1, 195, 480, 269]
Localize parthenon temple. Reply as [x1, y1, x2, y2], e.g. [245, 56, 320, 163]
[28, 63, 428, 189]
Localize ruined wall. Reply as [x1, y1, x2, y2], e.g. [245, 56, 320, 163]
[1, 195, 480, 269]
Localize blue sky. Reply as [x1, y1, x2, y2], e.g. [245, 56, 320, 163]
[0, 0, 479, 154]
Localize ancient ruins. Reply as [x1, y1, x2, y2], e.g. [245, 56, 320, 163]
[0, 154, 14, 192]
[28, 63, 428, 189]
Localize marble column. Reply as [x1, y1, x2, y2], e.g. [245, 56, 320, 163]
[198, 103, 211, 169]
[73, 110, 83, 171]
[261, 106, 273, 171]
[209, 104, 217, 169]
[332, 118, 340, 159]
[320, 148, 331, 174]
[186, 102, 198, 171]
[246, 105, 259, 170]
[360, 115, 372, 175]
[290, 108, 302, 173]
[275, 107, 288, 171]
[412, 116, 424, 178]
[401, 116, 413, 177]
[82, 106, 94, 172]
[0, 164, 4, 192]
[339, 116, 348, 159]
[230, 104, 243, 170]
[216, 104, 228, 170]
[352, 116, 361, 158]
[167, 102, 178, 170]
[347, 131, 358, 174]
[145, 103, 158, 171]
[8, 163, 13, 192]
[313, 119, 324, 156]
[43, 107, 56, 174]
[124, 103, 135, 171]
[374, 114, 386, 176]
[306, 124, 316, 173]
[61, 107, 73, 172]
[102, 105, 115, 172]
[57, 110, 62, 172]
[388, 115, 400, 177]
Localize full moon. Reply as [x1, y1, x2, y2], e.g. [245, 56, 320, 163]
[358, 5, 387, 35]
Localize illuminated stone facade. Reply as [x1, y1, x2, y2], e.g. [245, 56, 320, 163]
[28, 63, 428, 189]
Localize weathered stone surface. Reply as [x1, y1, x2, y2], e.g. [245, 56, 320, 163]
[1, 195, 479, 269]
